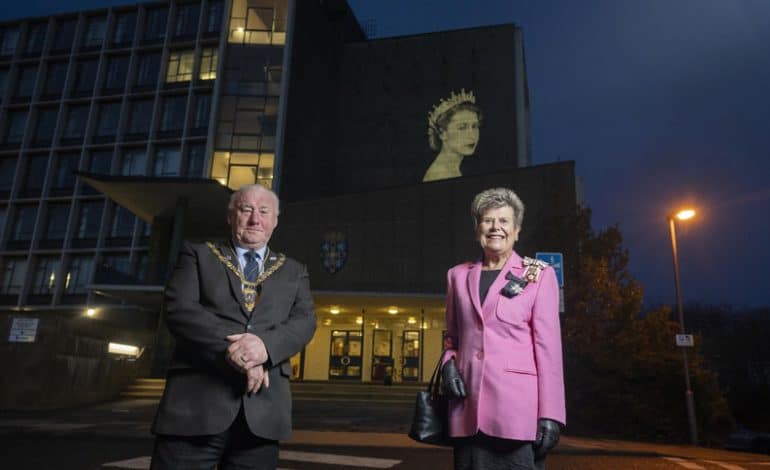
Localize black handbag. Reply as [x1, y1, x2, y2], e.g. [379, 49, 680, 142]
[408, 354, 451, 446]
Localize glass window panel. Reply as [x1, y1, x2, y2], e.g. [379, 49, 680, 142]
[160, 95, 186, 131]
[143, 8, 168, 41]
[15, 65, 38, 99]
[0, 158, 17, 193]
[4, 110, 28, 144]
[166, 50, 194, 83]
[109, 205, 134, 238]
[135, 52, 160, 88]
[113, 12, 136, 45]
[102, 253, 131, 275]
[10, 204, 38, 241]
[186, 143, 205, 177]
[75, 200, 104, 239]
[43, 62, 68, 97]
[0, 28, 19, 57]
[192, 94, 211, 129]
[24, 23, 47, 55]
[31, 256, 59, 294]
[64, 255, 93, 294]
[104, 56, 129, 91]
[33, 108, 58, 144]
[0, 258, 27, 295]
[227, 165, 256, 190]
[43, 203, 70, 240]
[120, 148, 146, 175]
[62, 104, 90, 139]
[174, 3, 200, 38]
[127, 99, 153, 135]
[83, 16, 106, 48]
[210, 151, 228, 182]
[199, 48, 217, 80]
[53, 19, 77, 52]
[20, 155, 48, 196]
[205, 0, 224, 34]
[95, 102, 121, 137]
[51, 153, 79, 191]
[73, 60, 98, 95]
[87, 150, 112, 174]
[246, 8, 272, 31]
[153, 145, 181, 176]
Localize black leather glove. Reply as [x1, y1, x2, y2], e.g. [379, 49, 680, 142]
[441, 359, 467, 399]
[533, 418, 561, 459]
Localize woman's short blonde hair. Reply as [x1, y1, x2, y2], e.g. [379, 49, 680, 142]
[471, 187, 525, 228]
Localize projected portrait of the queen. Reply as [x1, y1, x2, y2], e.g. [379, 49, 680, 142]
[423, 89, 482, 182]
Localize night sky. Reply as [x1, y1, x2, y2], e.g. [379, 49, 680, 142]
[4, 1, 769, 307]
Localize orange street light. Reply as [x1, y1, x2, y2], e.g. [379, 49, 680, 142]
[668, 208, 698, 446]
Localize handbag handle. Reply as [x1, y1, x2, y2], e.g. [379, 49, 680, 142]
[426, 351, 445, 400]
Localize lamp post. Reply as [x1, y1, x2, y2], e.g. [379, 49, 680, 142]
[668, 208, 698, 446]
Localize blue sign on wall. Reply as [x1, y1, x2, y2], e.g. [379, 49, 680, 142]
[535, 252, 564, 287]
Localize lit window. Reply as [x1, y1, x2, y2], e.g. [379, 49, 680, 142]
[166, 50, 194, 83]
[199, 48, 217, 80]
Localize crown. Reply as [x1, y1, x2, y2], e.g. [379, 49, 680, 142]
[427, 89, 476, 129]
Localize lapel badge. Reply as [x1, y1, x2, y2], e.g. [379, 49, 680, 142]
[501, 272, 528, 298]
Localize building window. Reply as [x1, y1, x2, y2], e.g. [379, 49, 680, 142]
[19, 155, 48, 198]
[24, 23, 47, 56]
[14, 65, 38, 100]
[62, 104, 90, 142]
[100, 253, 131, 281]
[166, 50, 194, 83]
[205, 0, 224, 34]
[0, 68, 6, 97]
[228, 0, 287, 45]
[30, 256, 59, 296]
[112, 12, 137, 45]
[186, 143, 205, 177]
[0, 258, 27, 297]
[73, 59, 98, 96]
[43, 62, 68, 98]
[64, 255, 93, 294]
[0, 158, 17, 197]
[159, 95, 186, 134]
[153, 145, 181, 176]
[135, 52, 161, 89]
[82, 16, 106, 49]
[74, 200, 104, 241]
[53, 18, 77, 53]
[199, 48, 217, 80]
[211, 152, 274, 190]
[32, 108, 58, 146]
[50, 153, 79, 195]
[143, 7, 168, 43]
[87, 150, 112, 174]
[133, 251, 149, 280]
[41, 202, 70, 246]
[120, 148, 146, 176]
[108, 205, 135, 240]
[174, 3, 200, 39]
[9, 204, 38, 244]
[127, 99, 153, 138]
[103, 56, 129, 92]
[3, 109, 28, 145]
[191, 93, 211, 134]
[0, 28, 19, 57]
[94, 102, 121, 139]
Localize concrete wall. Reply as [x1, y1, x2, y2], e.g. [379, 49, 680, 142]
[0, 311, 154, 410]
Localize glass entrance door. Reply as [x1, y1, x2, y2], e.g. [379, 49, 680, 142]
[401, 330, 420, 381]
[371, 329, 393, 382]
[328, 330, 362, 380]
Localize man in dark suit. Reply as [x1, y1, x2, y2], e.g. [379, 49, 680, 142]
[151, 184, 316, 470]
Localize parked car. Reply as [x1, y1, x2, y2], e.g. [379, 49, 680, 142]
[725, 428, 770, 454]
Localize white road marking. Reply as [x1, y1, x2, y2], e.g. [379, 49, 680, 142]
[662, 457, 706, 469]
[102, 456, 151, 469]
[102, 451, 400, 469]
[703, 460, 746, 470]
[279, 450, 401, 468]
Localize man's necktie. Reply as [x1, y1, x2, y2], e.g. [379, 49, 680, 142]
[244, 251, 260, 282]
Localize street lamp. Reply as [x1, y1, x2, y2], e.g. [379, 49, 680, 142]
[668, 208, 698, 446]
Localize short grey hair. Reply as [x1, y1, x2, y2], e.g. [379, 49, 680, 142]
[228, 184, 280, 215]
[471, 187, 525, 228]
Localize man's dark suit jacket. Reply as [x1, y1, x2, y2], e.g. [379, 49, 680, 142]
[152, 241, 317, 440]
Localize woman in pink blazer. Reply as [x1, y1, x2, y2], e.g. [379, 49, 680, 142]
[441, 187, 566, 470]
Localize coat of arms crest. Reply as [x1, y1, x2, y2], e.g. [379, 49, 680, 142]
[321, 231, 348, 275]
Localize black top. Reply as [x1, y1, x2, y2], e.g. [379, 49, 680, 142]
[479, 269, 501, 304]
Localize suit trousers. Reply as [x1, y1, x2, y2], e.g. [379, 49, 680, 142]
[151, 405, 279, 470]
[453, 432, 546, 470]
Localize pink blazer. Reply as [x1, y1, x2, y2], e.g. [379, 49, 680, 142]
[442, 251, 566, 441]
